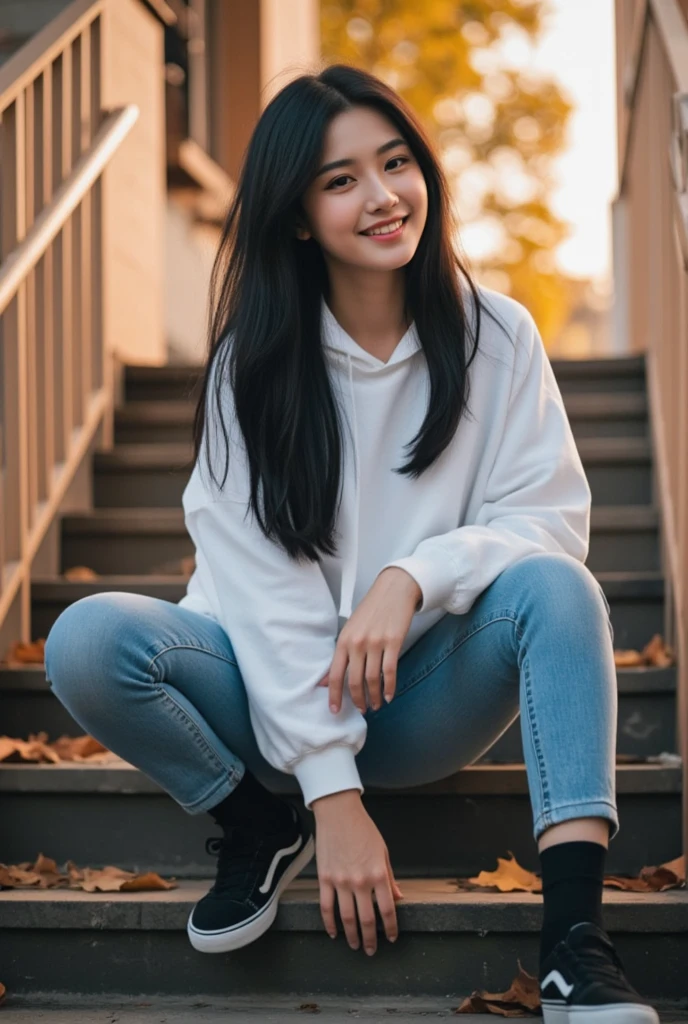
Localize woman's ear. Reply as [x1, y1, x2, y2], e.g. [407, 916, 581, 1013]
[294, 221, 311, 241]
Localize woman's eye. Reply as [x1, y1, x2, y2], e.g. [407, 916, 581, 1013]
[326, 156, 408, 190]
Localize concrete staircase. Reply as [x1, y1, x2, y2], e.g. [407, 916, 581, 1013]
[1, 354, 687, 1006]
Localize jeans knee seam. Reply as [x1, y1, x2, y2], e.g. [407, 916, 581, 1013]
[398, 609, 520, 700]
[151, 680, 238, 781]
[147, 642, 238, 677]
[518, 617, 552, 825]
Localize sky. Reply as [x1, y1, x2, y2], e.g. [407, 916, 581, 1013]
[496, 0, 618, 284]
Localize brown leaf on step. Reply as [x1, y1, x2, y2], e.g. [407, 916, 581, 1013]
[454, 960, 541, 1016]
[0, 854, 177, 891]
[3, 638, 45, 666]
[454, 851, 686, 897]
[456, 852, 542, 894]
[63, 566, 100, 580]
[0, 733, 62, 764]
[603, 854, 686, 892]
[0, 731, 121, 764]
[614, 633, 675, 668]
[0, 980, 5, 1005]
[149, 555, 195, 576]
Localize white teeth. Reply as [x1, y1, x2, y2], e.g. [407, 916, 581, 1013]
[364, 218, 404, 236]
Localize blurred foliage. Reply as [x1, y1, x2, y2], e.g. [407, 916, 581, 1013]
[320, 0, 578, 344]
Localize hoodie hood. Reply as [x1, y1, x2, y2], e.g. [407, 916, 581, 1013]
[320, 297, 423, 619]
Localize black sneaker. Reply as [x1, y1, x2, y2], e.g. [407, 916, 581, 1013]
[187, 802, 314, 953]
[539, 920, 660, 1023]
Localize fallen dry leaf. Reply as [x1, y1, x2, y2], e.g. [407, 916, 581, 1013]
[0, 731, 126, 765]
[149, 555, 195, 576]
[0, 853, 177, 892]
[614, 633, 675, 668]
[455, 960, 540, 1016]
[63, 565, 100, 581]
[0, 981, 5, 1005]
[462, 852, 542, 893]
[455, 852, 685, 894]
[604, 854, 685, 892]
[3, 638, 45, 666]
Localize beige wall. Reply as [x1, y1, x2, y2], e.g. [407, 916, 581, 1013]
[209, 0, 320, 183]
[100, 0, 166, 365]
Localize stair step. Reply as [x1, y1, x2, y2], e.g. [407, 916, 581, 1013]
[59, 505, 661, 575]
[565, 390, 648, 438]
[91, 437, 654, 508]
[123, 355, 647, 404]
[1, 880, 686, 1000]
[113, 392, 650, 445]
[0, 762, 681, 879]
[25, 568, 666, 647]
[0, 659, 677, 761]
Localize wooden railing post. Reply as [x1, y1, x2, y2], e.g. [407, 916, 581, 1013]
[0, 0, 138, 647]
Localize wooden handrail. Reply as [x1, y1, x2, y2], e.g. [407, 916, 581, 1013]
[0, 0, 103, 110]
[0, 104, 139, 318]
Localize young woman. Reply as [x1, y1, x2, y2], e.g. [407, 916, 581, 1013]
[45, 63, 658, 1022]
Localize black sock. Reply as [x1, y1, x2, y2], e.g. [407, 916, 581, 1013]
[538, 840, 607, 973]
[208, 768, 294, 833]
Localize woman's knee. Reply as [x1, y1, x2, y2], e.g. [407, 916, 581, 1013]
[44, 591, 139, 699]
[506, 552, 611, 632]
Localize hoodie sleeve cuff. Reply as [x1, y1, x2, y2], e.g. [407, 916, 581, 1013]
[377, 548, 457, 613]
[292, 745, 364, 812]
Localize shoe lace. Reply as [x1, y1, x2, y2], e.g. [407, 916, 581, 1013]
[204, 824, 267, 897]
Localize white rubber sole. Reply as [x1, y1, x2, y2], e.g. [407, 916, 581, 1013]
[187, 831, 315, 954]
[542, 1001, 660, 1023]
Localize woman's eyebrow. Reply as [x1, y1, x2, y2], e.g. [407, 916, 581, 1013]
[315, 137, 407, 178]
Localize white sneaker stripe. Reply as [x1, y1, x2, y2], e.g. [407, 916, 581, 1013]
[541, 969, 574, 998]
[258, 833, 303, 894]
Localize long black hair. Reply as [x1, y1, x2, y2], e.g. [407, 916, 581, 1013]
[191, 62, 511, 564]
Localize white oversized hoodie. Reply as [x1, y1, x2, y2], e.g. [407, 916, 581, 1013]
[178, 285, 591, 810]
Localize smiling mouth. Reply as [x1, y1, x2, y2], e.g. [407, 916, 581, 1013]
[359, 215, 410, 236]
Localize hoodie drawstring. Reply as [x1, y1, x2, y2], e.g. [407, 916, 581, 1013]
[338, 353, 359, 619]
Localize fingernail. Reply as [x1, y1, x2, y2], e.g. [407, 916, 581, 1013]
[330, 703, 338, 713]
[328, 932, 336, 939]
[365, 947, 375, 956]
[384, 694, 392, 703]
[389, 935, 398, 943]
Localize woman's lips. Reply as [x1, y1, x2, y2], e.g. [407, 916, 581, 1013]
[360, 215, 409, 240]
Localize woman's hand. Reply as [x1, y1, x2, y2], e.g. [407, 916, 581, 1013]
[312, 790, 404, 954]
[318, 567, 421, 713]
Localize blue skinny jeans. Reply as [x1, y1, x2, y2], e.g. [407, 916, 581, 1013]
[43, 551, 619, 843]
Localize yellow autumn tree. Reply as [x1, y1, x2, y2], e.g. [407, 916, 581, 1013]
[320, 0, 575, 345]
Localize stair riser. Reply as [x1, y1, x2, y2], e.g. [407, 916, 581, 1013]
[115, 423, 194, 444]
[60, 534, 194, 575]
[588, 530, 659, 572]
[115, 417, 649, 446]
[92, 462, 653, 509]
[59, 527, 660, 577]
[124, 365, 647, 404]
[557, 374, 646, 394]
[570, 419, 647, 439]
[1, 684, 675, 760]
[1, 928, 685, 1000]
[29, 586, 665, 650]
[0, 789, 680, 879]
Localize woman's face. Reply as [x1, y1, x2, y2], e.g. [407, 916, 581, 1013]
[297, 106, 428, 271]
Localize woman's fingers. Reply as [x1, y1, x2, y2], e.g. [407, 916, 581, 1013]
[319, 879, 337, 939]
[337, 886, 362, 950]
[364, 645, 384, 711]
[354, 884, 380, 955]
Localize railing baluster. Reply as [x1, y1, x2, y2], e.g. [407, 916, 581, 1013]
[0, 2, 137, 639]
